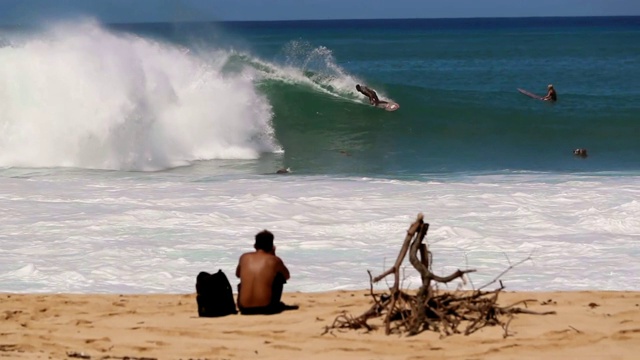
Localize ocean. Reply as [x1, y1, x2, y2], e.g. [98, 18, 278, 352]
[0, 16, 638, 293]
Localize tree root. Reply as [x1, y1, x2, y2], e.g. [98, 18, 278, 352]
[323, 213, 556, 337]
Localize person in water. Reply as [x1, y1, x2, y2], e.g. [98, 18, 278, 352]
[542, 84, 557, 102]
[235, 230, 297, 315]
[356, 84, 387, 106]
[573, 148, 588, 158]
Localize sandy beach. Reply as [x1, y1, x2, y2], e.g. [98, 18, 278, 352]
[1, 290, 639, 359]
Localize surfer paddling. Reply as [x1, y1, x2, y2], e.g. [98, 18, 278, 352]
[542, 84, 557, 102]
[356, 84, 387, 106]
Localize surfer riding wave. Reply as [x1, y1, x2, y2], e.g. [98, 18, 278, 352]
[356, 84, 387, 106]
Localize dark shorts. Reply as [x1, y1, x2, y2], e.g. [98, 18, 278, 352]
[239, 302, 285, 315]
[239, 302, 299, 315]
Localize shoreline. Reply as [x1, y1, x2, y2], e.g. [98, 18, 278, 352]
[2, 290, 640, 359]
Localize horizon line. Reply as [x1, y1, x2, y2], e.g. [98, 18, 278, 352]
[219, 14, 640, 22]
[118, 14, 640, 25]
[2, 14, 638, 27]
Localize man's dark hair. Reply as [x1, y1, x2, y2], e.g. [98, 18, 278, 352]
[254, 230, 274, 252]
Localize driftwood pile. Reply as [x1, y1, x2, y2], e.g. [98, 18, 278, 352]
[323, 213, 555, 337]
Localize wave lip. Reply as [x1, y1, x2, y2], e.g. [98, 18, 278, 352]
[0, 20, 280, 171]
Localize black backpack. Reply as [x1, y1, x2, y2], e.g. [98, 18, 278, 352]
[195, 270, 238, 317]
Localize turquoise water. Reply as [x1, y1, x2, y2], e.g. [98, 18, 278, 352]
[2, 17, 639, 176]
[114, 17, 640, 177]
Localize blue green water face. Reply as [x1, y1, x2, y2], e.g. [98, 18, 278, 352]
[5, 17, 639, 177]
[201, 17, 640, 177]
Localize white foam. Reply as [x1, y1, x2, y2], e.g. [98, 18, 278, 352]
[0, 172, 639, 293]
[0, 20, 280, 171]
[236, 40, 390, 103]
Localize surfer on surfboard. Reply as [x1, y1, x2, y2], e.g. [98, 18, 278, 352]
[517, 84, 557, 102]
[542, 84, 557, 102]
[356, 84, 387, 106]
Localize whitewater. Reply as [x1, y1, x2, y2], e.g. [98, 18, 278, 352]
[0, 20, 639, 294]
[0, 20, 280, 171]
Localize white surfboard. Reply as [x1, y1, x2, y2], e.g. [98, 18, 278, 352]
[517, 88, 543, 100]
[376, 101, 400, 112]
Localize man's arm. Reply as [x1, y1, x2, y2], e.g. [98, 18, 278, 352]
[235, 254, 245, 278]
[276, 257, 290, 280]
[370, 91, 382, 105]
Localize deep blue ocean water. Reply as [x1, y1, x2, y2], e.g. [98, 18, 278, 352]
[110, 16, 640, 177]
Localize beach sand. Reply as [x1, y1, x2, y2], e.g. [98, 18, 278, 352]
[1, 290, 639, 359]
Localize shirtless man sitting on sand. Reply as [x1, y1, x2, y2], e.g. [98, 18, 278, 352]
[236, 230, 296, 315]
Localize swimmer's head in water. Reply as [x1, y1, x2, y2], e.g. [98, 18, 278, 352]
[573, 148, 588, 157]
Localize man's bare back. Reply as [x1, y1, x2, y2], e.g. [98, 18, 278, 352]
[235, 230, 291, 314]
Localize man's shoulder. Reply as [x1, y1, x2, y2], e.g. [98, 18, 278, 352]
[238, 252, 254, 261]
[240, 251, 276, 260]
